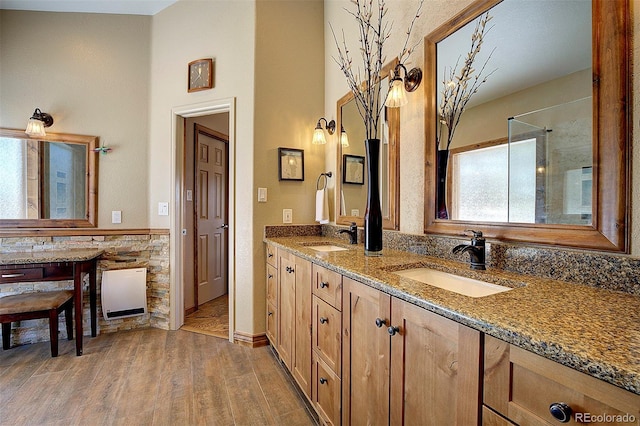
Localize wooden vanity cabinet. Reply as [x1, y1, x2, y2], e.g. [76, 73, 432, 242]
[484, 335, 640, 426]
[277, 250, 312, 400]
[343, 277, 482, 425]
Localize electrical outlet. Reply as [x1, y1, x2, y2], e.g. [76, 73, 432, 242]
[283, 209, 293, 223]
[111, 211, 122, 224]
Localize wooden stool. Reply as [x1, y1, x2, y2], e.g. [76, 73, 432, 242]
[0, 290, 74, 357]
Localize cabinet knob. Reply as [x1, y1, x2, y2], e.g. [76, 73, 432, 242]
[375, 318, 387, 328]
[285, 266, 295, 273]
[320, 281, 329, 288]
[268, 273, 273, 279]
[268, 253, 273, 258]
[268, 312, 273, 316]
[319, 317, 328, 324]
[549, 403, 572, 423]
[387, 326, 400, 336]
[319, 377, 328, 385]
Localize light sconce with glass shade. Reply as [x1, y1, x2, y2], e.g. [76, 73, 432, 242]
[312, 117, 336, 145]
[385, 63, 423, 108]
[340, 125, 350, 147]
[25, 108, 54, 138]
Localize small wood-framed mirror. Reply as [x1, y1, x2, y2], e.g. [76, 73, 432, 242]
[336, 59, 400, 230]
[0, 128, 98, 228]
[424, 0, 630, 252]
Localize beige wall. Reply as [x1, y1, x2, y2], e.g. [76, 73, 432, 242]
[0, 10, 151, 228]
[253, 0, 325, 333]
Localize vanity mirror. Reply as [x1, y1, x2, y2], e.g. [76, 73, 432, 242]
[424, 0, 629, 252]
[0, 128, 98, 228]
[336, 60, 400, 230]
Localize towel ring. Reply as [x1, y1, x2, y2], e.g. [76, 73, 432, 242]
[316, 172, 332, 190]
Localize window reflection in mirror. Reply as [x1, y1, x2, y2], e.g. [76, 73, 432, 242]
[0, 128, 98, 228]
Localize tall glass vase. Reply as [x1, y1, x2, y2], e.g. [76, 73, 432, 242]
[364, 139, 383, 256]
[436, 149, 449, 219]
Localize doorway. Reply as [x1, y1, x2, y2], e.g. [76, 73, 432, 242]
[169, 98, 236, 341]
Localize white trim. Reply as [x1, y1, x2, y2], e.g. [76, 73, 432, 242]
[170, 98, 236, 343]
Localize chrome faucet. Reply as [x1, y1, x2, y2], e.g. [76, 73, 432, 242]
[338, 222, 358, 244]
[452, 230, 486, 270]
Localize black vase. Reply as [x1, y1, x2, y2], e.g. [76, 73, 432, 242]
[436, 149, 449, 219]
[364, 139, 383, 256]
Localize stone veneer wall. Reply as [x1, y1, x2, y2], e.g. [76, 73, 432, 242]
[0, 231, 170, 347]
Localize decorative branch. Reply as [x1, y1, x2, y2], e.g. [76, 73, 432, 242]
[332, 0, 423, 141]
[437, 12, 495, 151]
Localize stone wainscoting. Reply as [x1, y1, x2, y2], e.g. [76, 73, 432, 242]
[0, 230, 169, 347]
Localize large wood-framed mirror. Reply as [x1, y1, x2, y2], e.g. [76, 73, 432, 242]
[424, 0, 630, 252]
[336, 59, 400, 230]
[0, 128, 98, 228]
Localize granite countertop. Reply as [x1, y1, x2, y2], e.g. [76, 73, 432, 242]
[0, 249, 104, 265]
[265, 236, 640, 395]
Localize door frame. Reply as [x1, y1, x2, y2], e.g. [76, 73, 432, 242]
[193, 124, 230, 309]
[170, 98, 236, 342]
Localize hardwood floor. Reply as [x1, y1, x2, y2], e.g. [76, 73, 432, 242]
[0, 328, 315, 425]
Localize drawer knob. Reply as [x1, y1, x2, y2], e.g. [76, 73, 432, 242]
[375, 318, 387, 328]
[319, 317, 328, 324]
[387, 326, 400, 336]
[319, 377, 328, 385]
[549, 402, 572, 423]
[320, 281, 329, 288]
[268, 274, 273, 279]
[268, 253, 273, 258]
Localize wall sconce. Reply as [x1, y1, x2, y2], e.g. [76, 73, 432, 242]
[385, 63, 423, 108]
[340, 126, 350, 147]
[25, 108, 54, 138]
[312, 117, 336, 145]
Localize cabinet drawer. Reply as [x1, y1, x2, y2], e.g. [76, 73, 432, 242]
[482, 406, 515, 426]
[313, 355, 341, 426]
[266, 264, 277, 306]
[313, 296, 342, 375]
[484, 335, 640, 425]
[0, 267, 44, 283]
[266, 244, 277, 267]
[266, 301, 277, 345]
[313, 264, 342, 310]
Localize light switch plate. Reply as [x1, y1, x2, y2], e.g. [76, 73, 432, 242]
[158, 202, 169, 216]
[283, 209, 292, 223]
[111, 210, 122, 224]
[258, 187, 267, 202]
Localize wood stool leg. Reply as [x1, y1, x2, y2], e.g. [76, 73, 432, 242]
[48, 309, 59, 357]
[64, 302, 74, 341]
[2, 323, 10, 350]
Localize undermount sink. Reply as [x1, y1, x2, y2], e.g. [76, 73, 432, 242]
[394, 268, 514, 298]
[307, 245, 349, 252]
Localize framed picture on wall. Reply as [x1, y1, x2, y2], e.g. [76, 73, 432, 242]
[343, 154, 364, 185]
[278, 148, 305, 181]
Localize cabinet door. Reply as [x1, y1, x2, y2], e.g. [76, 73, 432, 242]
[343, 277, 391, 426]
[292, 256, 312, 399]
[278, 252, 295, 369]
[266, 301, 277, 344]
[389, 298, 481, 425]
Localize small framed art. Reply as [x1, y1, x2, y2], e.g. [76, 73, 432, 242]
[343, 154, 365, 185]
[278, 148, 304, 181]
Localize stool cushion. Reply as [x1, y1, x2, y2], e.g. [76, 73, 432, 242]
[0, 290, 74, 315]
